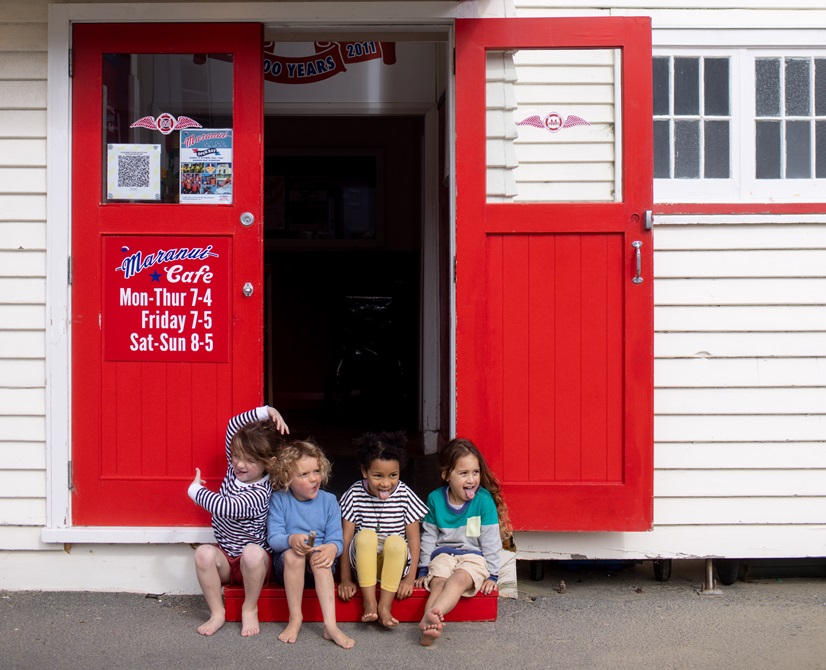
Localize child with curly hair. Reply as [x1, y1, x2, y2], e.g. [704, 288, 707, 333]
[267, 440, 354, 649]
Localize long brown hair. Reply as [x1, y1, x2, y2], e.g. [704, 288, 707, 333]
[230, 419, 281, 473]
[439, 438, 513, 547]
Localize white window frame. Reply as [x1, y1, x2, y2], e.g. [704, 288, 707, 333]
[654, 30, 826, 205]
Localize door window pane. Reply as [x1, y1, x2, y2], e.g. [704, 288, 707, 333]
[653, 57, 670, 116]
[487, 48, 621, 202]
[786, 120, 812, 178]
[704, 120, 730, 178]
[674, 120, 700, 178]
[785, 58, 811, 116]
[103, 53, 233, 203]
[654, 119, 671, 178]
[756, 120, 781, 179]
[756, 58, 781, 117]
[674, 57, 699, 115]
[704, 58, 730, 116]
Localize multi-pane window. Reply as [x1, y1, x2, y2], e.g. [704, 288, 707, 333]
[755, 57, 826, 179]
[654, 46, 826, 203]
[653, 56, 731, 180]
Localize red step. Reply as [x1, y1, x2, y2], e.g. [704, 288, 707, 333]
[223, 584, 498, 622]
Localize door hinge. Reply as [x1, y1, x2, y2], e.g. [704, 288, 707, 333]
[67, 256, 73, 285]
[68, 460, 73, 491]
[68, 48, 73, 78]
[453, 255, 457, 283]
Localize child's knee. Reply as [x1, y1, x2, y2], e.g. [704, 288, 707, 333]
[382, 534, 407, 558]
[194, 544, 221, 569]
[239, 544, 268, 570]
[354, 529, 378, 553]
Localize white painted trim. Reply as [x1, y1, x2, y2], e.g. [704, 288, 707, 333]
[655, 214, 826, 224]
[654, 29, 826, 47]
[44, 4, 72, 536]
[447, 26, 457, 439]
[421, 105, 441, 455]
[62, 2, 470, 24]
[41, 526, 215, 544]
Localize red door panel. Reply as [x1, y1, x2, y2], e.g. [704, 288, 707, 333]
[455, 18, 653, 531]
[71, 24, 263, 526]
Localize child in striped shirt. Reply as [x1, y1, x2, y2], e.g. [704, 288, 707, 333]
[337, 432, 428, 628]
[188, 405, 288, 637]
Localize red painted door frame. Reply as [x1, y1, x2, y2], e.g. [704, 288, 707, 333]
[71, 23, 263, 526]
[454, 17, 654, 531]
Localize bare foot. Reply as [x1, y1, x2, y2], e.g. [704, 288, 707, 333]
[278, 617, 302, 644]
[418, 608, 444, 647]
[240, 605, 260, 637]
[323, 625, 356, 649]
[378, 605, 399, 629]
[360, 610, 378, 623]
[197, 613, 226, 636]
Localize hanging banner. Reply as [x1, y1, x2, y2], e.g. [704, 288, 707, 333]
[263, 41, 396, 85]
[103, 236, 231, 362]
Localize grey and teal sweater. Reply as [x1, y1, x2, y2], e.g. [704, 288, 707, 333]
[417, 485, 501, 582]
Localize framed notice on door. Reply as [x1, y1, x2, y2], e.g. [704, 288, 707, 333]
[103, 235, 231, 362]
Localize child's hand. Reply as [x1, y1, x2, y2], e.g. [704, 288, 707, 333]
[288, 533, 314, 556]
[267, 406, 289, 435]
[191, 468, 205, 487]
[480, 579, 498, 595]
[396, 574, 415, 599]
[309, 543, 337, 570]
[337, 579, 357, 601]
[413, 576, 427, 589]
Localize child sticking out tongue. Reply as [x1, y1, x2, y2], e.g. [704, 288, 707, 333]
[465, 487, 476, 500]
[378, 489, 391, 501]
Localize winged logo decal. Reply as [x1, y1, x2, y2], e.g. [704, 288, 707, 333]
[129, 113, 203, 135]
[517, 112, 590, 133]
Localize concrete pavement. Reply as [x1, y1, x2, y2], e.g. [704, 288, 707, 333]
[2, 559, 825, 670]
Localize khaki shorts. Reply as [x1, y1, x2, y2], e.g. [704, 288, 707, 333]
[423, 553, 489, 597]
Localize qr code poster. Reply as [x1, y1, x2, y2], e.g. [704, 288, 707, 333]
[180, 129, 233, 204]
[107, 144, 161, 201]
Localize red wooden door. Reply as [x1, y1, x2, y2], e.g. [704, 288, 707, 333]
[71, 24, 263, 526]
[455, 18, 654, 531]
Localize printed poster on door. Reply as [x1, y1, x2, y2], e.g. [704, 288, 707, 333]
[180, 129, 233, 204]
[104, 236, 230, 362]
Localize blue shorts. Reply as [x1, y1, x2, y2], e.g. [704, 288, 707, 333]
[272, 551, 337, 588]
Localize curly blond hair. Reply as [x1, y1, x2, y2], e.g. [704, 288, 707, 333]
[270, 439, 332, 491]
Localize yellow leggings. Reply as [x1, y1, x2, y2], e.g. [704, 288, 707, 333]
[354, 529, 408, 593]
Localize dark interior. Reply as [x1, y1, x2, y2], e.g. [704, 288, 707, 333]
[263, 115, 424, 455]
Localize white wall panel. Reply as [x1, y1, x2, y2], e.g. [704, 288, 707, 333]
[656, 443, 826, 470]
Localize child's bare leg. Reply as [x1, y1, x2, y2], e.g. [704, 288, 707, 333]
[238, 544, 269, 637]
[194, 545, 230, 636]
[313, 565, 355, 649]
[377, 587, 399, 628]
[419, 570, 474, 646]
[360, 584, 379, 623]
[278, 550, 306, 644]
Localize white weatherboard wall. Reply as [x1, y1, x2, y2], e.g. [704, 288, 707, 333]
[2, 0, 826, 592]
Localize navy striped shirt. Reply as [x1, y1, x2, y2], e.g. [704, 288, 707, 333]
[189, 406, 272, 558]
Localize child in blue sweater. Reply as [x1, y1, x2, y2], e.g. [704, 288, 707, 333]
[267, 439, 354, 649]
[414, 438, 512, 646]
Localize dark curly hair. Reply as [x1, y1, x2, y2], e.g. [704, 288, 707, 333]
[353, 431, 409, 471]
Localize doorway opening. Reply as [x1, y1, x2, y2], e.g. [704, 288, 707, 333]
[263, 115, 433, 488]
